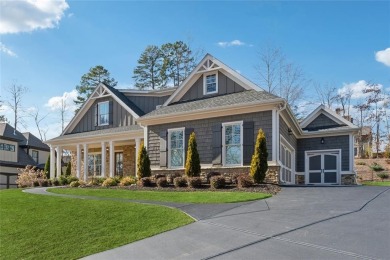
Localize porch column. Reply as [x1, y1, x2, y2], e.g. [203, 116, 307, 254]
[135, 138, 141, 177]
[50, 145, 55, 179]
[109, 141, 114, 177]
[56, 146, 62, 178]
[76, 144, 81, 178]
[83, 144, 88, 182]
[101, 142, 106, 177]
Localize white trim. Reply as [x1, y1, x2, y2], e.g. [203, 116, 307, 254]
[167, 127, 185, 169]
[349, 134, 354, 172]
[76, 144, 81, 178]
[203, 71, 218, 95]
[101, 142, 106, 177]
[50, 146, 55, 179]
[272, 109, 277, 161]
[279, 135, 296, 184]
[222, 121, 243, 167]
[143, 125, 148, 148]
[109, 141, 114, 177]
[97, 101, 109, 126]
[305, 149, 341, 185]
[83, 143, 88, 182]
[56, 146, 62, 178]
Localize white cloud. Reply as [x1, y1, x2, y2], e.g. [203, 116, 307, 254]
[375, 48, 390, 67]
[338, 80, 383, 99]
[0, 42, 17, 57]
[217, 40, 252, 48]
[45, 89, 78, 112]
[0, 0, 69, 34]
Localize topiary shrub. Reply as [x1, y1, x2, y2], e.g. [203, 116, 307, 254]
[137, 177, 153, 187]
[185, 132, 201, 177]
[377, 172, 389, 181]
[237, 174, 254, 188]
[119, 176, 136, 186]
[65, 161, 71, 176]
[44, 155, 50, 179]
[137, 142, 151, 179]
[210, 176, 226, 189]
[206, 172, 221, 183]
[187, 177, 202, 188]
[102, 177, 117, 187]
[250, 129, 268, 184]
[156, 177, 169, 187]
[173, 177, 187, 188]
[69, 180, 80, 187]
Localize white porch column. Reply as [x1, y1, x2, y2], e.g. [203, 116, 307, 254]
[50, 145, 55, 179]
[101, 142, 106, 177]
[56, 146, 62, 178]
[83, 144, 88, 182]
[76, 144, 81, 178]
[135, 138, 141, 177]
[109, 141, 114, 177]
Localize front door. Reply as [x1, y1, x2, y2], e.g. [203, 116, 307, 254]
[307, 151, 339, 185]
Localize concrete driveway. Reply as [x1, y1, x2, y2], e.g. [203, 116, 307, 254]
[83, 186, 390, 260]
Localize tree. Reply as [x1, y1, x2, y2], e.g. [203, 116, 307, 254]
[74, 65, 117, 112]
[185, 132, 201, 177]
[250, 129, 268, 183]
[0, 97, 7, 123]
[255, 45, 283, 93]
[336, 88, 352, 116]
[136, 142, 151, 179]
[27, 107, 49, 141]
[133, 45, 163, 90]
[314, 82, 338, 109]
[353, 103, 370, 158]
[44, 155, 50, 179]
[6, 83, 28, 130]
[65, 161, 71, 176]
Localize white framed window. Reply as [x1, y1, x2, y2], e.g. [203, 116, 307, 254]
[98, 101, 109, 126]
[88, 153, 102, 176]
[222, 121, 243, 166]
[32, 150, 39, 163]
[203, 72, 218, 95]
[279, 136, 295, 184]
[0, 143, 15, 152]
[168, 128, 185, 169]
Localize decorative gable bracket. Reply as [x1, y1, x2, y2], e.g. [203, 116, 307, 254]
[90, 85, 111, 99]
[196, 58, 221, 74]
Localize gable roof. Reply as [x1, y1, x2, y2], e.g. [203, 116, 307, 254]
[21, 132, 50, 151]
[0, 123, 24, 141]
[163, 54, 264, 106]
[300, 105, 358, 129]
[0, 123, 49, 150]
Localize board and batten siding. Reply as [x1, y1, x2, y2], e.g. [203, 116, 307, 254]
[305, 114, 343, 130]
[279, 116, 298, 170]
[125, 95, 170, 114]
[296, 135, 350, 172]
[179, 72, 245, 102]
[147, 111, 273, 167]
[71, 97, 135, 134]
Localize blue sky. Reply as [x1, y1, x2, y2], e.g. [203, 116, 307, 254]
[0, 0, 389, 140]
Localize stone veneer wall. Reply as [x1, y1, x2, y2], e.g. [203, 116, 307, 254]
[295, 175, 305, 185]
[341, 174, 356, 185]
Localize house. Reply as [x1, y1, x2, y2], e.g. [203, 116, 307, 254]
[46, 54, 359, 185]
[354, 126, 372, 158]
[0, 123, 50, 188]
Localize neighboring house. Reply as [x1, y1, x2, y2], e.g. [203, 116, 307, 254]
[0, 123, 50, 189]
[46, 54, 359, 185]
[354, 126, 372, 158]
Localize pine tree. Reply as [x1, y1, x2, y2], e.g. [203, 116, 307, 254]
[133, 45, 163, 90]
[65, 161, 71, 176]
[44, 155, 50, 179]
[250, 129, 268, 183]
[185, 132, 201, 177]
[137, 142, 151, 179]
[74, 65, 117, 113]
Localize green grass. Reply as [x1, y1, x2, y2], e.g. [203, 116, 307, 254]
[0, 189, 193, 260]
[48, 188, 272, 203]
[362, 181, 390, 186]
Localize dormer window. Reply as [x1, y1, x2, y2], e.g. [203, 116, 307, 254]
[98, 101, 109, 126]
[204, 72, 218, 95]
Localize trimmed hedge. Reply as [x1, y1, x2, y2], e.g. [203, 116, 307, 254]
[173, 177, 187, 188]
[187, 177, 202, 188]
[210, 176, 225, 189]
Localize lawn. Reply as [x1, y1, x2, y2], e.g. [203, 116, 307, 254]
[0, 189, 193, 260]
[362, 181, 390, 186]
[48, 188, 272, 203]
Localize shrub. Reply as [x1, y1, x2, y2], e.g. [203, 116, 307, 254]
[67, 176, 79, 183]
[237, 174, 253, 188]
[356, 161, 366, 165]
[40, 179, 49, 187]
[59, 175, 69, 185]
[377, 172, 389, 181]
[44, 155, 50, 179]
[185, 132, 201, 177]
[154, 174, 166, 180]
[119, 176, 136, 186]
[156, 177, 169, 188]
[65, 161, 71, 176]
[52, 178, 60, 186]
[137, 142, 151, 179]
[173, 177, 187, 188]
[250, 129, 268, 183]
[210, 176, 226, 189]
[113, 176, 121, 184]
[16, 165, 47, 188]
[69, 180, 80, 187]
[137, 177, 153, 187]
[370, 163, 384, 172]
[102, 178, 117, 187]
[206, 172, 221, 183]
[90, 177, 106, 186]
[187, 177, 202, 188]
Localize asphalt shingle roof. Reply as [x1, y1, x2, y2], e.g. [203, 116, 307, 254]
[106, 85, 146, 116]
[140, 90, 281, 118]
[22, 132, 50, 151]
[0, 123, 24, 141]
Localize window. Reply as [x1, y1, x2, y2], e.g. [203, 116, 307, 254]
[32, 150, 39, 163]
[279, 138, 294, 184]
[98, 101, 109, 126]
[115, 152, 123, 177]
[168, 128, 184, 168]
[0, 143, 15, 152]
[203, 72, 218, 95]
[88, 154, 102, 176]
[223, 122, 243, 166]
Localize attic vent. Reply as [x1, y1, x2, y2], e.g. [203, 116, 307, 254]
[156, 105, 162, 109]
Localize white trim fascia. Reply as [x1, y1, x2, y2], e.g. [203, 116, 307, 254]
[222, 121, 244, 167]
[167, 127, 185, 169]
[144, 125, 148, 148]
[272, 109, 277, 161]
[138, 99, 284, 126]
[349, 134, 354, 172]
[341, 171, 355, 175]
[282, 105, 303, 136]
[299, 128, 359, 138]
[279, 135, 296, 184]
[300, 105, 356, 129]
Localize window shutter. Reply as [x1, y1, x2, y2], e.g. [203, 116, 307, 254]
[159, 131, 168, 168]
[243, 121, 254, 165]
[109, 101, 113, 125]
[94, 103, 98, 126]
[212, 124, 222, 165]
[184, 128, 194, 162]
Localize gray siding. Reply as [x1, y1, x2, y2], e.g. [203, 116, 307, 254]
[179, 72, 245, 102]
[279, 116, 298, 170]
[297, 135, 350, 172]
[305, 114, 343, 130]
[125, 95, 170, 114]
[71, 97, 134, 134]
[148, 111, 273, 167]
